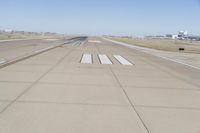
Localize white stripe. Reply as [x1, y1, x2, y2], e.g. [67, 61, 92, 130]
[114, 55, 132, 65]
[152, 54, 200, 70]
[75, 41, 80, 45]
[88, 40, 101, 43]
[71, 42, 76, 46]
[136, 48, 200, 70]
[43, 39, 59, 41]
[0, 38, 39, 43]
[77, 41, 81, 46]
[79, 42, 82, 45]
[104, 38, 200, 70]
[72, 41, 79, 46]
[81, 54, 92, 64]
[0, 59, 6, 64]
[98, 54, 112, 64]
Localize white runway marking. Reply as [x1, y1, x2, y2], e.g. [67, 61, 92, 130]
[114, 55, 132, 65]
[43, 39, 59, 42]
[72, 41, 81, 46]
[76, 41, 81, 45]
[98, 54, 112, 64]
[78, 42, 82, 45]
[81, 54, 92, 64]
[0, 59, 6, 64]
[0, 38, 36, 43]
[88, 40, 101, 43]
[71, 42, 77, 46]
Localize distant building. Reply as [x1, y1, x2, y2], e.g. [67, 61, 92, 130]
[176, 31, 200, 41]
[15, 31, 25, 34]
[145, 35, 165, 39]
[166, 31, 190, 40]
[178, 31, 188, 40]
[4, 29, 14, 33]
[188, 36, 200, 41]
[172, 35, 178, 39]
[165, 34, 178, 39]
[43, 32, 57, 35]
[165, 34, 173, 38]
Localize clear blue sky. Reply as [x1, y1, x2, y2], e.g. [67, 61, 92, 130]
[0, 0, 200, 36]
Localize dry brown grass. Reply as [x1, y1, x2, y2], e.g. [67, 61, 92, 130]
[112, 38, 200, 54]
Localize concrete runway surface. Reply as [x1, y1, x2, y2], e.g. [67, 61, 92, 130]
[0, 37, 200, 133]
[0, 38, 67, 62]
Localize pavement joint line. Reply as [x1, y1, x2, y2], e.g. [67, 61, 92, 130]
[0, 37, 88, 114]
[113, 74, 171, 78]
[109, 67, 150, 133]
[0, 81, 34, 84]
[94, 41, 149, 133]
[121, 85, 200, 91]
[104, 37, 200, 70]
[14, 100, 130, 107]
[37, 82, 120, 87]
[38, 81, 120, 87]
[114, 75, 180, 79]
[135, 105, 200, 111]
[0, 46, 77, 115]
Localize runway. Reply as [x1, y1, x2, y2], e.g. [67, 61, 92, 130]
[0, 37, 199, 133]
[0, 37, 86, 68]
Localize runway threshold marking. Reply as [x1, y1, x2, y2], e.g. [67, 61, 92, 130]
[78, 41, 82, 45]
[71, 42, 77, 46]
[75, 41, 81, 46]
[114, 55, 132, 65]
[81, 54, 92, 64]
[71, 41, 82, 46]
[98, 54, 112, 64]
